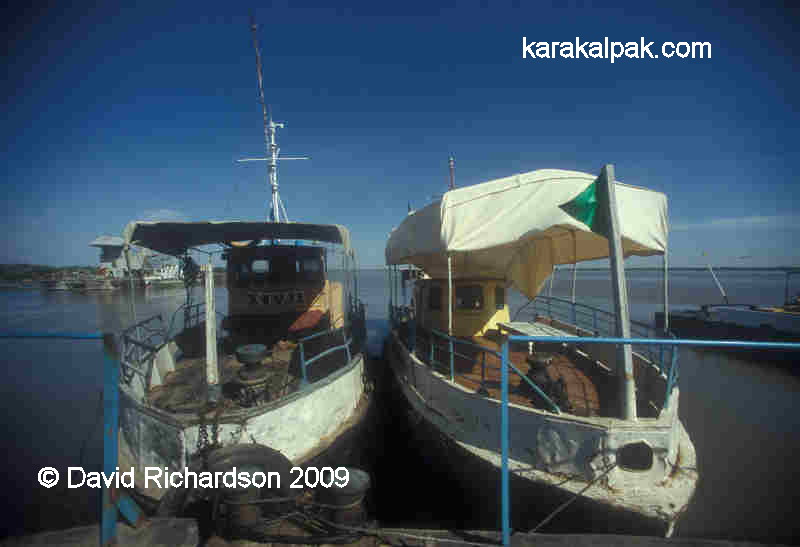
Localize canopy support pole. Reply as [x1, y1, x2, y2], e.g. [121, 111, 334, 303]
[571, 231, 578, 304]
[598, 164, 636, 421]
[203, 262, 220, 403]
[123, 246, 142, 344]
[447, 255, 453, 337]
[663, 251, 669, 332]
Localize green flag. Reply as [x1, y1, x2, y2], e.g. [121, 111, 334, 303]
[558, 179, 610, 237]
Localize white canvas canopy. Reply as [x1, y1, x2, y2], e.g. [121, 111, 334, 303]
[385, 168, 668, 300]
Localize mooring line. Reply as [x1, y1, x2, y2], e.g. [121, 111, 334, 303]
[528, 463, 617, 533]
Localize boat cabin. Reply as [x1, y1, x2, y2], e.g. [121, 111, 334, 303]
[224, 243, 343, 341]
[414, 277, 509, 337]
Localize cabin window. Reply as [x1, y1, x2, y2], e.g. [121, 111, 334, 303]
[495, 286, 505, 310]
[429, 286, 442, 310]
[270, 256, 297, 283]
[252, 260, 269, 273]
[456, 285, 483, 310]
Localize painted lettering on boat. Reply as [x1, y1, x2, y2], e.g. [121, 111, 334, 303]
[247, 290, 305, 306]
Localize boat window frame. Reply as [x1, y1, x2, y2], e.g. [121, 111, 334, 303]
[429, 285, 442, 310]
[495, 285, 505, 310]
[455, 284, 484, 311]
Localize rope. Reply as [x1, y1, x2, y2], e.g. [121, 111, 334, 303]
[214, 489, 504, 547]
[528, 463, 617, 533]
[305, 513, 503, 547]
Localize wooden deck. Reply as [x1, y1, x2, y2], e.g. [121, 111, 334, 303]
[413, 319, 616, 417]
[148, 330, 352, 415]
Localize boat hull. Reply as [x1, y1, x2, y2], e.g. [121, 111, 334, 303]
[384, 332, 697, 537]
[118, 352, 372, 508]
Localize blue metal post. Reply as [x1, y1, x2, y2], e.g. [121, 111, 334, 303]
[500, 340, 510, 546]
[299, 343, 308, 386]
[101, 337, 120, 546]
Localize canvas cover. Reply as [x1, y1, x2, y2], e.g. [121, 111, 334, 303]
[89, 235, 125, 247]
[385, 169, 668, 300]
[124, 220, 351, 257]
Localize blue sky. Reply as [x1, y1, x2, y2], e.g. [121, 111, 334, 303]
[3, 1, 798, 268]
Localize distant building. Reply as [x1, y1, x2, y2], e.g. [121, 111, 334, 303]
[89, 235, 146, 278]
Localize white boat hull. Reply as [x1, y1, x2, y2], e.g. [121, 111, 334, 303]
[118, 352, 367, 503]
[386, 331, 697, 536]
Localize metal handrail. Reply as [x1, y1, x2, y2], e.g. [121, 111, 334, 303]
[525, 295, 671, 366]
[0, 331, 143, 544]
[297, 326, 354, 386]
[497, 334, 800, 546]
[390, 307, 561, 414]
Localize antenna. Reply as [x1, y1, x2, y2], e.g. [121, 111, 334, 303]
[238, 15, 310, 223]
[448, 156, 455, 190]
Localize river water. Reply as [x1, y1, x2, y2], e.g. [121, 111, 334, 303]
[0, 268, 798, 543]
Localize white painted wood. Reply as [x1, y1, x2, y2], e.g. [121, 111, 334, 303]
[598, 165, 636, 421]
[388, 333, 697, 529]
[663, 252, 669, 331]
[118, 355, 365, 502]
[447, 255, 453, 336]
[203, 263, 219, 390]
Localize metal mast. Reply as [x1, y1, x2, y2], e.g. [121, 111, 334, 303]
[238, 15, 309, 223]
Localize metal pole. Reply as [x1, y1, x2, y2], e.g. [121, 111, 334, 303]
[598, 165, 636, 421]
[448, 156, 455, 190]
[204, 262, 220, 403]
[447, 255, 453, 336]
[500, 340, 511, 547]
[123, 246, 143, 345]
[101, 336, 120, 546]
[571, 232, 577, 304]
[663, 252, 669, 332]
[707, 263, 729, 304]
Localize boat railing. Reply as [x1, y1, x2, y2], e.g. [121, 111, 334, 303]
[494, 334, 800, 546]
[0, 331, 143, 545]
[298, 299, 366, 387]
[119, 314, 168, 389]
[519, 295, 678, 378]
[390, 304, 562, 414]
[297, 326, 352, 387]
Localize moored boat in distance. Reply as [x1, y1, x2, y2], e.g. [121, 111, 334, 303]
[385, 166, 697, 536]
[143, 262, 188, 288]
[655, 269, 800, 363]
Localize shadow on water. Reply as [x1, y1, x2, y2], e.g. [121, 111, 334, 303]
[1, 269, 800, 543]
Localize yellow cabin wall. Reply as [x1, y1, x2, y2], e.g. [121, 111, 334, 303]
[416, 279, 510, 337]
